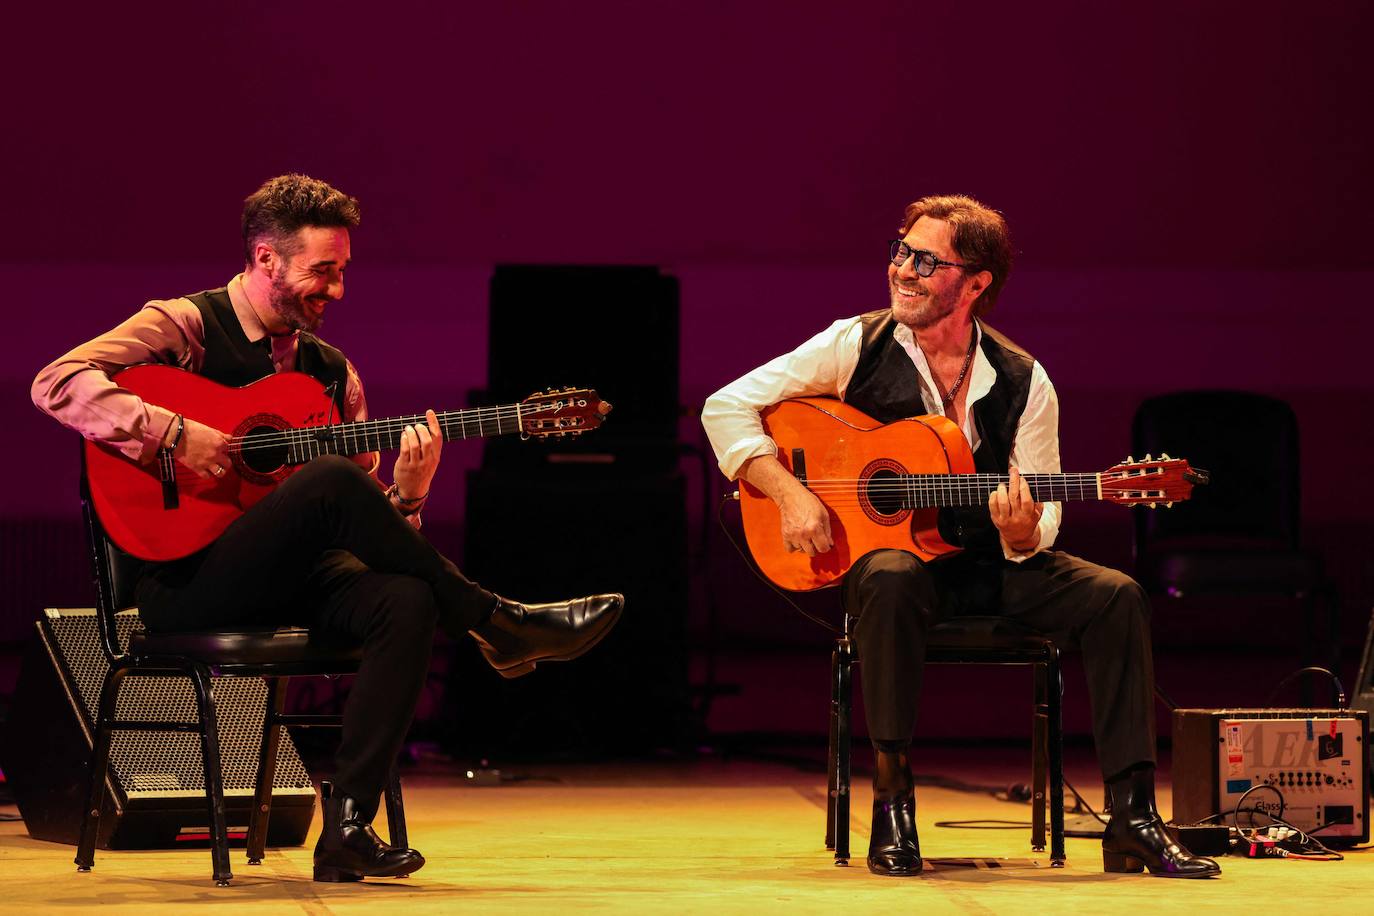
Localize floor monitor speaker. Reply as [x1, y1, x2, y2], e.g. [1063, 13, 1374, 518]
[1, 608, 315, 848]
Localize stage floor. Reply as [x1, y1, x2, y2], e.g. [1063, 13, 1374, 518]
[1, 752, 1369, 913]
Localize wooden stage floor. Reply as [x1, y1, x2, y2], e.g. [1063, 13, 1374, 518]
[2, 753, 1370, 914]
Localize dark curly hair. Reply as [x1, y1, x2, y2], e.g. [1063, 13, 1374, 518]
[900, 195, 1013, 317]
[241, 174, 360, 267]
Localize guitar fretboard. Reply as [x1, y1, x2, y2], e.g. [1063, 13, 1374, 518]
[246, 405, 530, 465]
[899, 473, 1102, 508]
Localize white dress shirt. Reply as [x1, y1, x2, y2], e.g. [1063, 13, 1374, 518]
[701, 314, 1062, 560]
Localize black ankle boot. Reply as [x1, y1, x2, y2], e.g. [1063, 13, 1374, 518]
[867, 748, 922, 877]
[470, 593, 624, 678]
[313, 782, 425, 882]
[1102, 765, 1220, 878]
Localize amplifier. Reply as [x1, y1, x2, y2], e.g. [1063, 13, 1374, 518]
[1, 608, 315, 848]
[1172, 708, 1369, 844]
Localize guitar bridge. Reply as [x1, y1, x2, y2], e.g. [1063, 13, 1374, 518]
[791, 447, 808, 487]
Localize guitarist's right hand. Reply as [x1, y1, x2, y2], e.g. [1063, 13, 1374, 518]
[167, 417, 232, 479]
[741, 453, 835, 556]
[779, 487, 834, 556]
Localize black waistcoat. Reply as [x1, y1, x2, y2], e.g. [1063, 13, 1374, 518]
[186, 287, 348, 416]
[843, 309, 1035, 555]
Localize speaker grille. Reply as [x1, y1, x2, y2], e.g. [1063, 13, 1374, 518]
[46, 609, 313, 797]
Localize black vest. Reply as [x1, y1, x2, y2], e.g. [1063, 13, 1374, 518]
[843, 309, 1035, 555]
[186, 287, 348, 416]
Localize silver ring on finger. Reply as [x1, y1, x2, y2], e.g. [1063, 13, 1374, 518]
[212, 465, 224, 476]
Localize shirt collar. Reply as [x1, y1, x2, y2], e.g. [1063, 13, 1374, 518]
[228, 272, 299, 347]
[892, 318, 993, 415]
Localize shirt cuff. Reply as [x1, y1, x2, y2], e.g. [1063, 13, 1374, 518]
[139, 404, 180, 463]
[1000, 512, 1055, 563]
[717, 436, 778, 480]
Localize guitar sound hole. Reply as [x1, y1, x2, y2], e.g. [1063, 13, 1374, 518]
[865, 469, 905, 516]
[241, 426, 290, 474]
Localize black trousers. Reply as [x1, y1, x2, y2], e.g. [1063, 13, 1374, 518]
[843, 548, 1156, 779]
[136, 455, 498, 811]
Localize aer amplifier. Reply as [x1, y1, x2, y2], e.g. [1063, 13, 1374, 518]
[1172, 708, 1368, 844]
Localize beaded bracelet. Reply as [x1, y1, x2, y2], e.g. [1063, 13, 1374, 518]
[387, 483, 428, 516]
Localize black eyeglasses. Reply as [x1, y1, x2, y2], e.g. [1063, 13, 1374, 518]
[888, 240, 971, 277]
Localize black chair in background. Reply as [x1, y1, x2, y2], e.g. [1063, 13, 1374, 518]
[1132, 391, 1338, 666]
[74, 480, 408, 886]
[825, 613, 1066, 867]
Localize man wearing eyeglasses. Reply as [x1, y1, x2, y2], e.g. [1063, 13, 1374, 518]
[701, 195, 1219, 879]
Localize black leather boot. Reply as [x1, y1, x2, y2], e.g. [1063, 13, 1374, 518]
[867, 747, 922, 877]
[313, 782, 425, 882]
[470, 593, 624, 678]
[1102, 765, 1220, 878]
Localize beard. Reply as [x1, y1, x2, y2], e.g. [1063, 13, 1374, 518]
[268, 273, 324, 333]
[889, 278, 959, 330]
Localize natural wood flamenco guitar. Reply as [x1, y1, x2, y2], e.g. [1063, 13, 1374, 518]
[736, 398, 1208, 591]
[84, 365, 611, 561]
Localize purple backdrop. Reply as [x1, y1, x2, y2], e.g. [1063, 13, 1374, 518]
[4, 3, 1372, 679]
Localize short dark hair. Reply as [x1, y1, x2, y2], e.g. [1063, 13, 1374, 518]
[900, 194, 1013, 316]
[241, 174, 360, 266]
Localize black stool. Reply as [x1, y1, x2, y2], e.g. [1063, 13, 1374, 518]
[74, 483, 409, 886]
[825, 613, 1066, 866]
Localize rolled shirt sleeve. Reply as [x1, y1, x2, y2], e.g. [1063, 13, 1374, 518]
[1002, 360, 1062, 560]
[701, 317, 863, 480]
[30, 300, 204, 464]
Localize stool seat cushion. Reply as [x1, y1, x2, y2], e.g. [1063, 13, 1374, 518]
[129, 627, 363, 667]
[928, 615, 1053, 652]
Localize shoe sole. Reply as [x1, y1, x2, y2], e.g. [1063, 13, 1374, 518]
[313, 856, 426, 882]
[489, 601, 624, 679]
[1102, 849, 1220, 877]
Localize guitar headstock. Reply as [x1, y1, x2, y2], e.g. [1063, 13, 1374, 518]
[1100, 454, 1209, 508]
[520, 388, 612, 439]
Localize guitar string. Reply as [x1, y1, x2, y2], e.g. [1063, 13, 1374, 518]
[225, 404, 529, 445]
[223, 404, 550, 453]
[802, 475, 1105, 491]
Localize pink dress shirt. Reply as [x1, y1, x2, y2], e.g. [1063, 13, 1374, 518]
[31, 273, 422, 525]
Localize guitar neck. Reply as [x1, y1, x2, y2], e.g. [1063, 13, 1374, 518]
[283, 404, 527, 463]
[901, 473, 1102, 508]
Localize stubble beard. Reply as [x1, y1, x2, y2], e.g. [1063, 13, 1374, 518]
[268, 273, 323, 333]
[890, 279, 958, 331]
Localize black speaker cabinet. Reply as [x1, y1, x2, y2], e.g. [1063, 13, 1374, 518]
[443, 468, 691, 755]
[484, 264, 680, 471]
[2, 608, 314, 848]
[1354, 608, 1374, 782]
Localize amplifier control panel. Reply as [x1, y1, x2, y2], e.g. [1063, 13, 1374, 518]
[1217, 716, 1365, 838]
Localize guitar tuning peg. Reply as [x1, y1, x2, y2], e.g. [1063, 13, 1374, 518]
[1161, 452, 1171, 460]
[1124, 455, 1134, 464]
[1143, 453, 1153, 462]
[1149, 502, 1157, 509]
[1165, 501, 1174, 508]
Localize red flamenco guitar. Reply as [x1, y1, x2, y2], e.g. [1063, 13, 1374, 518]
[737, 398, 1209, 591]
[85, 365, 612, 561]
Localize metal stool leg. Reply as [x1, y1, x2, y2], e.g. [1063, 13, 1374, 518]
[75, 665, 128, 871]
[825, 643, 841, 850]
[1031, 662, 1048, 852]
[384, 761, 408, 849]
[189, 665, 233, 886]
[246, 677, 288, 865]
[1046, 648, 1066, 866]
[834, 634, 853, 866]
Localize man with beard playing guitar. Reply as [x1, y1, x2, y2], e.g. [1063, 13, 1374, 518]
[32, 173, 623, 882]
[702, 195, 1219, 879]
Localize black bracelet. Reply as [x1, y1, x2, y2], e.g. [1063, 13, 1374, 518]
[164, 413, 185, 453]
